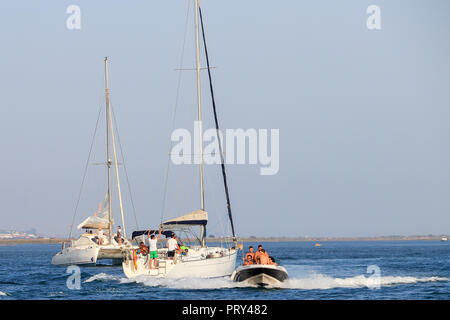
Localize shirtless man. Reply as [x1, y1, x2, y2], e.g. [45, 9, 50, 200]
[244, 246, 255, 263]
[259, 249, 270, 265]
[269, 256, 278, 266]
[254, 245, 269, 264]
[138, 242, 148, 256]
[243, 254, 254, 266]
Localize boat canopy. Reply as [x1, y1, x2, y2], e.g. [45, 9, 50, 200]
[131, 230, 175, 240]
[77, 216, 111, 230]
[162, 210, 208, 226]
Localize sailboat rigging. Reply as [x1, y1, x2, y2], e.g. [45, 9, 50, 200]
[52, 58, 135, 266]
[198, 6, 236, 242]
[122, 1, 239, 279]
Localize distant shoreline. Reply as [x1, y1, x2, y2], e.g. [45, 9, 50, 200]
[236, 235, 449, 242]
[0, 235, 448, 246]
[0, 238, 69, 246]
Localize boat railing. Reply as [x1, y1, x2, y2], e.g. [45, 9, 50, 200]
[158, 250, 168, 260]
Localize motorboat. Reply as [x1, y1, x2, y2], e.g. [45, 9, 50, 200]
[231, 264, 289, 287]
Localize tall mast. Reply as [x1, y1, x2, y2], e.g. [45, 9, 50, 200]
[104, 57, 113, 243]
[194, 0, 206, 246]
[198, 6, 237, 242]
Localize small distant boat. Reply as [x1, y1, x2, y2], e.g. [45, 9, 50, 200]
[231, 264, 288, 287]
[314, 243, 322, 247]
[441, 237, 448, 242]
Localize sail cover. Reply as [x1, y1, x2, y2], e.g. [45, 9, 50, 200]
[162, 210, 208, 226]
[77, 216, 110, 230]
[77, 194, 112, 230]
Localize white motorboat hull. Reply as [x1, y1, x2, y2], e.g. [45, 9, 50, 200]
[231, 264, 288, 286]
[122, 247, 237, 279]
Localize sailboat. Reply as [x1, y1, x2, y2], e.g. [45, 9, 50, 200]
[122, 1, 239, 279]
[52, 58, 134, 266]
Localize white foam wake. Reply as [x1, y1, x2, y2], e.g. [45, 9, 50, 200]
[0, 291, 7, 296]
[84, 273, 122, 283]
[277, 274, 449, 290]
[119, 275, 251, 289]
[83, 271, 449, 291]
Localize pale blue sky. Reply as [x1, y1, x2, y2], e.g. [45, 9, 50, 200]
[0, 1, 449, 237]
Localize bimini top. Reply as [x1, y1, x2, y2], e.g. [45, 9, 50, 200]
[162, 210, 208, 226]
[131, 229, 175, 240]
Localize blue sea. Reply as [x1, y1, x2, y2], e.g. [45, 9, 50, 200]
[0, 241, 449, 300]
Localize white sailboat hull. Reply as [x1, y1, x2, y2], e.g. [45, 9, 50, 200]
[52, 244, 135, 266]
[122, 247, 237, 279]
[51, 234, 134, 266]
[52, 246, 100, 266]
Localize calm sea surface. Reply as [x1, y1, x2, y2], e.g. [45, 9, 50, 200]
[1, 241, 449, 300]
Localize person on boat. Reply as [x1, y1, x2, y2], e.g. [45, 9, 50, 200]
[258, 249, 270, 265]
[97, 228, 104, 245]
[244, 246, 255, 263]
[116, 226, 122, 245]
[167, 234, 180, 264]
[269, 256, 278, 266]
[137, 241, 149, 256]
[254, 245, 268, 264]
[243, 254, 254, 266]
[148, 228, 162, 269]
[180, 245, 189, 256]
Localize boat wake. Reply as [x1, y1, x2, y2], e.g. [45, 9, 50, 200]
[84, 273, 122, 283]
[0, 291, 8, 296]
[277, 274, 449, 290]
[83, 272, 449, 291]
[119, 275, 250, 289]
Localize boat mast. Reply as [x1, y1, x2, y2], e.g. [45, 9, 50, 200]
[198, 6, 237, 243]
[104, 57, 113, 243]
[194, 0, 206, 247]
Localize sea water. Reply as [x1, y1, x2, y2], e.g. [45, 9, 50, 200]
[0, 241, 449, 300]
